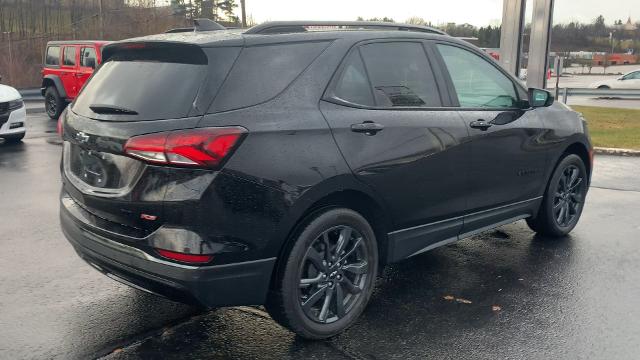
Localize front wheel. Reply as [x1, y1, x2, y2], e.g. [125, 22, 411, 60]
[527, 154, 588, 237]
[265, 208, 378, 339]
[44, 87, 66, 120]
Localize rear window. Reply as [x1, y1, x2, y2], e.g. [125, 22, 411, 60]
[45, 46, 60, 66]
[72, 44, 218, 121]
[359, 42, 441, 107]
[209, 41, 330, 112]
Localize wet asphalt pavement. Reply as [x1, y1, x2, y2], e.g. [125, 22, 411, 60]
[1, 112, 639, 360]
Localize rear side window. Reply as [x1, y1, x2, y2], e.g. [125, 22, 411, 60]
[80, 47, 97, 68]
[330, 50, 375, 106]
[209, 41, 330, 113]
[359, 42, 441, 107]
[63, 47, 76, 66]
[45, 46, 60, 66]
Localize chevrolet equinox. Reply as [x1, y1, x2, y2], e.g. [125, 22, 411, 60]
[59, 21, 592, 339]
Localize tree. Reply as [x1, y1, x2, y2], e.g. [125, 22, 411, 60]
[594, 15, 607, 36]
[406, 17, 427, 25]
[171, 0, 237, 20]
[356, 17, 395, 23]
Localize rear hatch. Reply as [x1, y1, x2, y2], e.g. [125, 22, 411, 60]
[61, 41, 241, 236]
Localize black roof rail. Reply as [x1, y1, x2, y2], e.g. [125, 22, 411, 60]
[244, 21, 446, 35]
[165, 18, 226, 33]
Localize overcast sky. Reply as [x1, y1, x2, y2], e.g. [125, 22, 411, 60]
[243, 0, 640, 27]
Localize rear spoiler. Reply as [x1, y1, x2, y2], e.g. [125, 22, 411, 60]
[101, 42, 208, 64]
[165, 19, 226, 33]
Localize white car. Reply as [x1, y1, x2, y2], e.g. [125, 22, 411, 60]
[0, 82, 26, 142]
[591, 69, 640, 89]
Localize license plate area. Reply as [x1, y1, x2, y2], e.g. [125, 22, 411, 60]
[64, 141, 145, 197]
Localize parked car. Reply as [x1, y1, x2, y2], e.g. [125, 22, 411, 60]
[59, 21, 592, 339]
[590, 69, 640, 89]
[41, 41, 109, 119]
[0, 76, 26, 142]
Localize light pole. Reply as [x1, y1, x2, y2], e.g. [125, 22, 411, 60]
[240, 0, 247, 28]
[609, 30, 616, 54]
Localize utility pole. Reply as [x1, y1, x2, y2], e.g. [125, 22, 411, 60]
[6, 32, 14, 85]
[609, 31, 615, 54]
[99, 0, 105, 39]
[240, 0, 247, 28]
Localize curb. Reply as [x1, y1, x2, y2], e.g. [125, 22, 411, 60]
[594, 147, 640, 157]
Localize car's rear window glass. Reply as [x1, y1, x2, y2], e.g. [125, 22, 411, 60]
[330, 50, 375, 106]
[209, 41, 330, 113]
[359, 42, 441, 107]
[72, 44, 216, 121]
[46, 46, 60, 66]
[63, 47, 76, 66]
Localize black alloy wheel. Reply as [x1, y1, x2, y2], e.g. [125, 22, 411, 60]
[527, 154, 588, 237]
[265, 208, 378, 339]
[298, 225, 369, 323]
[553, 165, 584, 227]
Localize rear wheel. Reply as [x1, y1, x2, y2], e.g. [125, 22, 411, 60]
[597, 85, 610, 89]
[527, 154, 588, 237]
[45, 87, 65, 119]
[265, 208, 378, 339]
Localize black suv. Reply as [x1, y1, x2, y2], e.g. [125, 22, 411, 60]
[59, 21, 592, 339]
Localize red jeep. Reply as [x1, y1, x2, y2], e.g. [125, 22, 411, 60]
[41, 41, 110, 119]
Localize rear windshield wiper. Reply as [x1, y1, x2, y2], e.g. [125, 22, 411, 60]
[89, 104, 139, 115]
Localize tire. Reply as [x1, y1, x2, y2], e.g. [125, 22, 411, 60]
[597, 85, 610, 89]
[527, 154, 588, 237]
[265, 208, 378, 339]
[45, 87, 66, 120]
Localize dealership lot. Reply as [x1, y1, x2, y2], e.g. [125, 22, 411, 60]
[1, 113, 639, 359]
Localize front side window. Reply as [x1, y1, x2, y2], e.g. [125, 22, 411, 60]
[80, 47, 97, 68]
[437, 44, 518, 108]
[63, 47, 77, 66]
[45, 46, 60, 66]
[359, 42, 441, 107]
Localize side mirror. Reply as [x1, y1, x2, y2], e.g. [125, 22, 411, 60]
[528, 88, 554, 108]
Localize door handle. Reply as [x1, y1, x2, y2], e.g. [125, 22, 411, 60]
[350, 121, 384, 136]
[75, 73, 83, 78]
[469, 120, 493, 131]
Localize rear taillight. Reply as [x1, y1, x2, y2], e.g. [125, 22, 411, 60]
[124, 127, 247, 168]
[155, 249, 213, 264]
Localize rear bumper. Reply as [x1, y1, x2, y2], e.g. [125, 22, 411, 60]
[60, 194, 276, 307]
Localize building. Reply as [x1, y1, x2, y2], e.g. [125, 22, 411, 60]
[593, 53, 639, 66]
